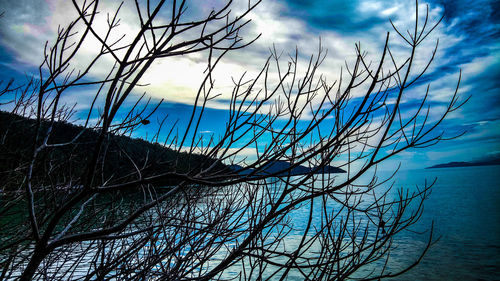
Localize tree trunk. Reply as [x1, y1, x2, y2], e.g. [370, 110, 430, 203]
[19, 245, 46, 281]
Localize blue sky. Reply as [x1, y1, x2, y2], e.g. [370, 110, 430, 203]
[0, 0, 499, 169]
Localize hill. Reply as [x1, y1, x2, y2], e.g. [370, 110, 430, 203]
[427, 159, 500, 169]
[0, 111, 225, 190]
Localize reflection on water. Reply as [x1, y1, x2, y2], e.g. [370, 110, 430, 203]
[376, 165, 500, 280]
[5, 166, 499, 280]
[245, 165, 500, 280]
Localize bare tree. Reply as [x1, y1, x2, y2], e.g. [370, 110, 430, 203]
[0, 0, 465, 280]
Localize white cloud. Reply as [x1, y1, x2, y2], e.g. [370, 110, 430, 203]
[0, 0, 471, 119]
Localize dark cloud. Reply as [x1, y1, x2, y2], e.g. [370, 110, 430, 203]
[0, 0, 52, 69]
[282, 0, 386, 32]
[0, 0, 48, 24]
[430, 0, 500, 42]
[398, 0, 500, 142]
[426, 0, 500, 75]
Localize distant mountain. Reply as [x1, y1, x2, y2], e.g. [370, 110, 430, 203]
[427, 159, 500, 169]
[229, 160, 345, 176]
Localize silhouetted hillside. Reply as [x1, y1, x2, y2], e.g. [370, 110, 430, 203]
[0, 111, 225, 191]
[427, 158, 500, 169]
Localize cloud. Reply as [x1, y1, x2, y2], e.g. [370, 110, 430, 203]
[0, 1, 438, 103]
[0, 0, 499, 167]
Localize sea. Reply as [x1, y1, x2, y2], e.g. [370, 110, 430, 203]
[354, 165, 500, 280]
[6, 165, 500, 280]
[220, 165, 500, 280]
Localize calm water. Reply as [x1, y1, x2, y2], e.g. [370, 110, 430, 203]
[376, 165, 500, 280]
[7, 166, 500, 280]
[271, 165, 500, 280]
[218, 165, 500, 280]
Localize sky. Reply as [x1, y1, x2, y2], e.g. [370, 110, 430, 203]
[0, 0, 499, 170]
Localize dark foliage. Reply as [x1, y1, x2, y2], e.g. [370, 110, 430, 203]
[0, 111, 226, 191]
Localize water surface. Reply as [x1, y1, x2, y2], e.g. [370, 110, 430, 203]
[384, 165, 500, 280]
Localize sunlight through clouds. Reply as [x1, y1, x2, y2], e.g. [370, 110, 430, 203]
[0, 0, 498, 166]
